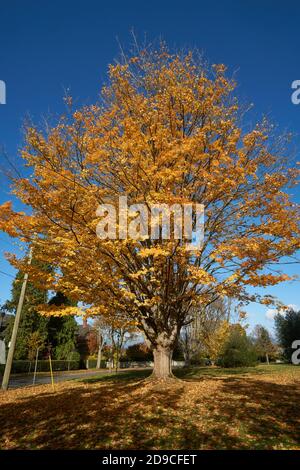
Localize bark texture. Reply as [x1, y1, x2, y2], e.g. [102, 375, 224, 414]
[152, 345, 173, 379]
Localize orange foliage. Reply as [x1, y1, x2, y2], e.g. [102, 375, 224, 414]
[0, 45, 299, 353]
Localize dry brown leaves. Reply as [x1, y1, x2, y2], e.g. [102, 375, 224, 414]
[0, 366, 299, 450]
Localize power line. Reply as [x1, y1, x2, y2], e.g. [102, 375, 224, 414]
[0, 269, 15, 279]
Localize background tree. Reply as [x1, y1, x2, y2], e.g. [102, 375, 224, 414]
[3, 269, 48, 359]
[275, 308, 300, 362]
[218, 326, 257, 368]
[85, 329, 98, 356]
[92, 317, 110, 369]
[107, 316, 137, 372]
[1, 44, 299, 379]
[26, 330, 46, 363]
[125, 342, 153, 362]
[46, 292, 78, 360]
[252, 324, 276, 364]
[180, 297, 231, 366]
[203, 320, 232, 363]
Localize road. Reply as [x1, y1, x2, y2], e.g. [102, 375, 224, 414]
[2, 368, 135, 389]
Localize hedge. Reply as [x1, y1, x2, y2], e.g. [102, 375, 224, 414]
[0, 359, 81, 375]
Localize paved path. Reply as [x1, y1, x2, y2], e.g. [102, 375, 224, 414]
[2, 368, 142, 389]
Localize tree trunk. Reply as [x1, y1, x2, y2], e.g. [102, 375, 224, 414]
[96, 329, 103, 369]
[115, 351, 119, 373]
[141, 322, 179, 380]
[184, 358, 191, 368]
[152, 346, 174, 379]
[96, 345, 102, 369]
[183, 351, 191, 368]
[266, 353, 269, 365]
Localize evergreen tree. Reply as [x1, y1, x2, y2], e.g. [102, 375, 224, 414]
[47, 292, 78, 360]
[4, 270, 48, 359]
[218, 327, 257, 368]
[275, 309, 300, 362]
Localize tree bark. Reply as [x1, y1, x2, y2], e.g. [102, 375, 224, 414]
[96, 345, 102, 369]
[141, 321, 179, 380]
[152, 345, 174, 379]
[266, 353, 269, 365]
[96, 329, 103, 369]
[115, 351, 119, 373]
[184, 358, 191, 368]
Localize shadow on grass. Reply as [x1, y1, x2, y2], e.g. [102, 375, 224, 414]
[174, 364, 297, 380]
[80, 369, 152, 384]
[0, 365, 299, 450]
[0, 375, 204, 450]
[77, 366, 257, 385]
[210, 375, 300, 449]
[174, 366, 264, 380]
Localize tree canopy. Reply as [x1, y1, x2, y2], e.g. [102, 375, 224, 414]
[0, 44, 299, 378]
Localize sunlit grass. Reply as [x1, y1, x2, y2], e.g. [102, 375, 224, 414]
[0, 364, 299, 450]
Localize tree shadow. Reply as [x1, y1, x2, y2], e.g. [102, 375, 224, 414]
[209, 376, 300, 449]
[175, 366, 266, 380]
[0, 376, 209, 449]
[0, 371, 299, 449]
[184, 375, 300, 449]
[80, 369, 151, 384]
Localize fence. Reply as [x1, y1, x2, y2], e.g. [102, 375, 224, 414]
[0, 359, 185, 375]
[103, 360, 185, 369]
[85, 359, 107, 369]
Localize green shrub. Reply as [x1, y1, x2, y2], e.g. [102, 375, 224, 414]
[218, 330, 257, 368]
[68, 351, 81, 362]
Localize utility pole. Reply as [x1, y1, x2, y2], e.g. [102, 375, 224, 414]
[1, 248, 32, 390]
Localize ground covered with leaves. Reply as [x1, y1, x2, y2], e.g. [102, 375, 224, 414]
[1, 365, 299, 450]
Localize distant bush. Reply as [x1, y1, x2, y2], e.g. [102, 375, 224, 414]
[68, 351, 81, 362]
[218, 330, 257, 368]
[125, 343, 153, 361]
[190, 357, 211, 366]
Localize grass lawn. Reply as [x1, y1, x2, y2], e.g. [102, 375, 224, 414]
[0, 364, 299, 450]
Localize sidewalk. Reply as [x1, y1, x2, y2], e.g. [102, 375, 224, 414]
[1, 367, 150, 389]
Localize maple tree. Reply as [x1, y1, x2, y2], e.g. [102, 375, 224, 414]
[0, 44, 299, 379]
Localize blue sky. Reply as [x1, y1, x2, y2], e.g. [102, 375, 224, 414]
[0, 0, 299, 333]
